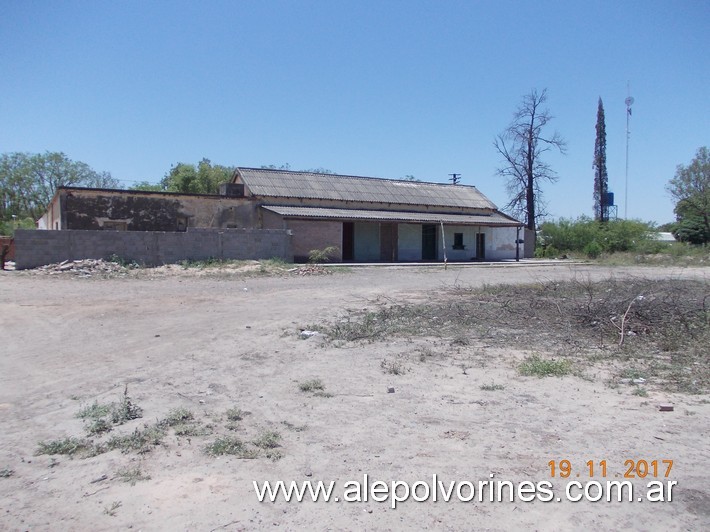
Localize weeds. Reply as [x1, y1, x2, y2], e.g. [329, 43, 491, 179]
[308, 246, 339, 264]
[36, 437, 94, 457]
[76, 401, 111, 420]
[281, 421, 307, 432]
[106, 425, 165, 454]
[380, 359, 408, 375]
[86, 418, 112, 436]
[116, 466, 151, 486]
[253, 430, 281, 449]
[632, 387, 649, 397]
[103, 501, 122, 517]
[158, 408, 194, 427]
[110, 387, 143, 424]
[480, 383, 505, 391]
[225, 407, 247, 422]
[204, 437, 258, 458]
[298, 379, 325, 392]
[519, 356, 572, 378]
[0, 468, 14, 478]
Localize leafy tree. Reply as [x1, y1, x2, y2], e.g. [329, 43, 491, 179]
[666, 147, 710, 245]
[494, 89, 566, 238]
[593, 98, 609, 222]
[159, 158, 235, 194]
[130, 181, 164, 192]
[0, 151, 117, 221]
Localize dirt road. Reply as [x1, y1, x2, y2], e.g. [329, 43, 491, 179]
[1, 263, 708, 530]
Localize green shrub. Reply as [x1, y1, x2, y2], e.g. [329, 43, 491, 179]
[584, 240, 602, 259]
[540, 217, 656, 255]
[308, 246, 339, 264]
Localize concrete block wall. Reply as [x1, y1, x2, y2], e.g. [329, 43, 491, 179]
[14, 228, 292, 269]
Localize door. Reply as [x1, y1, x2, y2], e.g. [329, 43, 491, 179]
[476, 232, 486, 260]
[379, 223, 398, 262]
[422, 224, 437, 260]
[342, 222, 354, 261]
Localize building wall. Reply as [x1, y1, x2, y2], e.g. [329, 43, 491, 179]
[441, 225, 477, 261]
[485, 226, 519, 260]
[285, 220, 342, 262]
[13, 228, 292, 269]
[55, 189, 259, 231]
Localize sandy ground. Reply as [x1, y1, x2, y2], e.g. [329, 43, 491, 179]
[0, 262, 709, 531]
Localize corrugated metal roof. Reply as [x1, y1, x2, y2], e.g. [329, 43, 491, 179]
[262, 206, 521, 226]
[236, 168, 498, 209]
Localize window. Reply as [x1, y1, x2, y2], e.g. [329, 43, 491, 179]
[453, 233, 465, 250]
[177, 216, 188, 232]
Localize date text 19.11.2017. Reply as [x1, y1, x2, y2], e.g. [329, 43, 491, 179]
[548, 460, 673, 479]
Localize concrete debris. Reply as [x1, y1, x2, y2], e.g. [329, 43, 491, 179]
[31, 258, 131, 276]
[293, 265, 332, 276]
[658, 404, 674, 412]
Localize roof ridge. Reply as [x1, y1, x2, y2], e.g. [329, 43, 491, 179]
[237, 167, 479, 189]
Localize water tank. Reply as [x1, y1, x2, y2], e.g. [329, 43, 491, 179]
[605, 192, 614, 206]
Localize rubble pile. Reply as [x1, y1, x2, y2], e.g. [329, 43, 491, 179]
[290, 265, 332, 276]
[32, 259, 130, 277]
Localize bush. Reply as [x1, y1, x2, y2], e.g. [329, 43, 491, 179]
[539, 217, 655, 255]
[308, 246, 339, 264]
[583, 241, 602, 259]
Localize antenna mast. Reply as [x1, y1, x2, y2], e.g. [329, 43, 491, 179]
[449, 173, 461, 185]
[624, 83, 634, 219]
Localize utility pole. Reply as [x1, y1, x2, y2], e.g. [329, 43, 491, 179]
[449, 173, 461, 185]
[624, 84, 634, 219]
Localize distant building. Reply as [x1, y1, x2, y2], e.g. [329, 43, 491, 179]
[39, 167, 525, 262]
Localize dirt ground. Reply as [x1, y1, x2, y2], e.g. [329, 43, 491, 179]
[1, 262, 709, 531]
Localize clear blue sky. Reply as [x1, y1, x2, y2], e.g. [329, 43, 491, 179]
[1, 0, 708, 224]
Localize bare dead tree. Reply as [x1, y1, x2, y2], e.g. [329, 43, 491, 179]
[494, 89, 566, 238]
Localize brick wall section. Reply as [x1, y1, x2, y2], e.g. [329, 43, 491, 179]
[286, 220, 342, 262]
[13, 229, 292, 269]
[0, 237, 15, 261]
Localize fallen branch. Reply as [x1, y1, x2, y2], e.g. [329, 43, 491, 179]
[618, 299, 636, 346]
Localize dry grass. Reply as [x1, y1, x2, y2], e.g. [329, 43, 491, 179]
[316, 278, 709, 394]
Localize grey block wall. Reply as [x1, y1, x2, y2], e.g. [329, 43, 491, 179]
[14, 229, 293, 269]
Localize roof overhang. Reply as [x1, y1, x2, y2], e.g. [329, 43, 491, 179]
[262, 205, 522, 226]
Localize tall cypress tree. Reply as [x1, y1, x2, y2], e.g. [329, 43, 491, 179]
[593, 98, 608, 222]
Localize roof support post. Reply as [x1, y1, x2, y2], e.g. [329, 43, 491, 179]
[440, 221, 447, 270]
[516, 225, 520, 262]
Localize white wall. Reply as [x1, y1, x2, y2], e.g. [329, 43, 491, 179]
[485, 226, 519, 260]
[441, 225, 478, 261]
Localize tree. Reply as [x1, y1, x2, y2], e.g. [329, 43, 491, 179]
[593, 98, 609, 222]
[0, 151, 118, 221]
[156, 158, 235, 194]
[494, 89, 566, 236]
[667, 147, 710, 244]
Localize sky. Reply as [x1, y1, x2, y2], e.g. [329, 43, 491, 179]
[1, 0, 708, 225]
